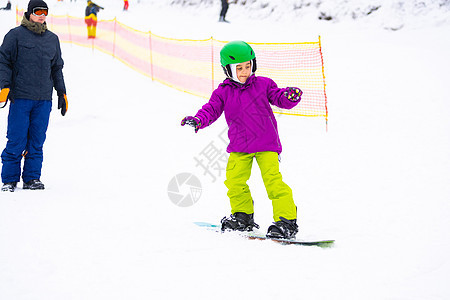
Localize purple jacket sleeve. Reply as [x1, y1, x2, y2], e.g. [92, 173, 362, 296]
[194, 88, 225, 129]
[266, 78, 301, 110]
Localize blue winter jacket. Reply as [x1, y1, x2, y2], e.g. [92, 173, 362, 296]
[0, 22, 66, 101]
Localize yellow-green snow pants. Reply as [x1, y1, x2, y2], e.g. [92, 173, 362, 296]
[224, 151, 297, 222]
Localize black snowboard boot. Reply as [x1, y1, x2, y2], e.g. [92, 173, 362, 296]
[266, 217, 299, 239]
[221, 212, 260, 232]
[23, 179, 45, 190]
[1, 182, 17, 192]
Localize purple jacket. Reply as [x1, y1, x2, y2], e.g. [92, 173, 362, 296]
[195, 75, 300, 154]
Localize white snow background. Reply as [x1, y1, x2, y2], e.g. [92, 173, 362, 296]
[1, 0, 450, 299]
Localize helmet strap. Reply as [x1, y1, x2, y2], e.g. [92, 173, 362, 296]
[222, 65, 232, 78]
[230, 64, 239, 83]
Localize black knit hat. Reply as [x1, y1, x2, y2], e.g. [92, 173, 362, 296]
[26, 0, 48, 18]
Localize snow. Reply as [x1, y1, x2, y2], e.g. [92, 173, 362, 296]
[1, 0, 450, 299]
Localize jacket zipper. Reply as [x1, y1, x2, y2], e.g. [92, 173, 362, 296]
[269, 116, 281, 149]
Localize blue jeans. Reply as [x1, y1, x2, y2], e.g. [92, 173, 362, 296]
[1, 99, 52, 183]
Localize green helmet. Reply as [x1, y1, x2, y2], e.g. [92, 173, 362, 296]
[220, 41, 257, 80]
[220, 41, 256, 67]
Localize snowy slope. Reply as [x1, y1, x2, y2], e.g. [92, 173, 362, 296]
[1, 1, 450, 299]
[128, 0, 450, 30]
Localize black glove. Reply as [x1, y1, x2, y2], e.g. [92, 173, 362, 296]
[284, 87, 302, 102]
[181, 116, 201, 133]
[58, 93, 68, 116]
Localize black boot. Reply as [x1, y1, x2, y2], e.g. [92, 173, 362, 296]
[1, 182, 17, 192]
[23, 179, 45, 190]
[266, 217, 298, 239]
[219, 16, 229, 23]
[221, 212, 260, 232]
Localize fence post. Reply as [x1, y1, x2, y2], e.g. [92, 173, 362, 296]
[112, 18, 117, 59]
[318, 35, 328, 131]
[211, 36, 214, 94]
[67, 14, 72, 44]
[149, 31, 154, 81]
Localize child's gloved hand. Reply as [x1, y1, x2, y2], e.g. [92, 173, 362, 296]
[284, 87, 302, 102]
[181, 116, 202, 133]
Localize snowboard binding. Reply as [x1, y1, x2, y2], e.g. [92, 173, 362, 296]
[221, 212, 260, 232]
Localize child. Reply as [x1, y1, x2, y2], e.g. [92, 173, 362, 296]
[85, 0, 104, 39]
[181, 41, 302, 239]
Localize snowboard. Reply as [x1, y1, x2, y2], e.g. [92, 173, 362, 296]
[194, 222, 335, 248]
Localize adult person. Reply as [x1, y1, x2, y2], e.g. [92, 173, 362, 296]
[219, 0, 229, 22]
[0, 1, 12, 10]
[0, 0, 68, 192]
[85, 0, 104, 39]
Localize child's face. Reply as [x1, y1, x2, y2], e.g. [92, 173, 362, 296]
[235, 61, 252, 83]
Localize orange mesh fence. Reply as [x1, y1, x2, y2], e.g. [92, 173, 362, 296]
[16, 9, 327, 119]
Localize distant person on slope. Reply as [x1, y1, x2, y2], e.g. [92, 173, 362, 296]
[219, 0, 229, 22]
[181, 41, 303, 239]
[0, 1, 12, 10]
[123, 0, 128, 11]
[85, 0, 103, 39]
[0, 0, 68, 192]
